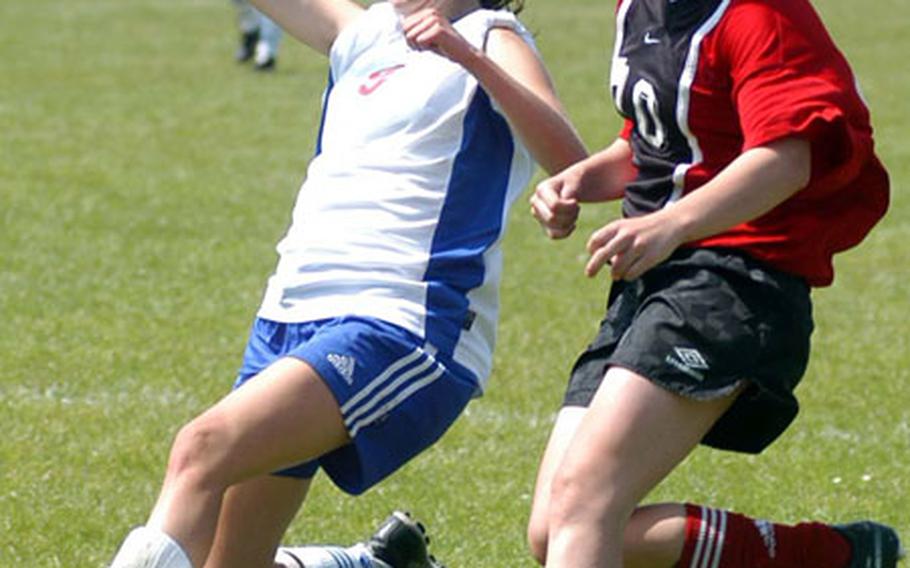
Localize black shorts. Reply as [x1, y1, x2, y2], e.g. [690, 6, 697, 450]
[563, 247, 814, 454]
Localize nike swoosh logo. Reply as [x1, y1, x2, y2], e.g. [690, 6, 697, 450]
[644, 32, 660, 45]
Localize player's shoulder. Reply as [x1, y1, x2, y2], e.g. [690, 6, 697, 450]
[454, 8, 523, 35]
[336, 3, 398, 41]
[330, 2, 398, 67]
[724, 0, 825, 29]
[459, 8, 534, 50]
[715, 0, 833, 60]
[339, 1, 397, 37]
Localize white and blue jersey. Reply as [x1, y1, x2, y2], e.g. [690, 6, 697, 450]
[257, 3, 536, 390]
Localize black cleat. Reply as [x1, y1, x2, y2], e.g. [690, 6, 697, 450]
[367, 511, 445, 568]
[235, 29, 259, 63]
[835, 521, 904, 568]
[253, 55, 276, 71]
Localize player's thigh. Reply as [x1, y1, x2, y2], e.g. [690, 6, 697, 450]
[553, 366, 739, 518]
[190, 356, 350, 483]
[205, 475, 311, 568]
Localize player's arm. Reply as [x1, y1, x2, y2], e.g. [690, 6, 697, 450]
[247, 0, 363, 55]
[479, 27, 588, 174]
[530, 138, 635, 239]
[586, 137, 811, 280]
[401, 9, 587, 175]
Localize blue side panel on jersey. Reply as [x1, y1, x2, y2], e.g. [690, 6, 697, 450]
[314, 69, 335, 157]
[423, 89, 514, 357]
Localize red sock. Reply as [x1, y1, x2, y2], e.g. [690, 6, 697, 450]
[677, 504, 853, 568]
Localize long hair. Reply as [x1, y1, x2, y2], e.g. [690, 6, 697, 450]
[480, 0, 524, 13]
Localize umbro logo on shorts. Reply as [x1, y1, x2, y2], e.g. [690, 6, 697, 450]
[327, 353, 356, 384]
[665, 346, 710, 381]
[674, 347, 709, 370]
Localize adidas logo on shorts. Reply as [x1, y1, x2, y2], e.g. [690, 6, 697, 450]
[327, 353, 356, 384]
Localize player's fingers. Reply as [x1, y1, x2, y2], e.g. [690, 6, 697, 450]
[586, 223, 619, 254]
[529, 193, 554, 223]
[533, 178, 564, 208]
[403, 16, 438, 47]
[411, 23, 442, 49]
[529, 201, 577, 240]
[400, 11, 423, 34]
[588, 225, 638, 277]
[585, 245, 613, 277]
[551, 198, 579, 221]
[532, 182, 577, 216]
[401, 7, 438, 29]
[546, 220, 576, 240]
[621, 254, 650, 281]
[608, 246, 637, 280]
[624, 243, 674, 281]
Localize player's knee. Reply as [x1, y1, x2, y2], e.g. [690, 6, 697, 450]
[526, 512, 549, 565]
[167, 413, 233, 486]
[547, 467, 590, 524]
[547, 467, 627, 535]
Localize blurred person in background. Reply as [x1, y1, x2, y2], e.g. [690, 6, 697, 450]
[232, 0, 282, 70]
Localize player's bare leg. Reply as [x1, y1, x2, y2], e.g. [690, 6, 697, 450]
[125, 357, 349, 568]
[528, 406, 586, 564]
[542, 366, 739, 568]
[530, 416, 687, 567]
[204, 474, 310, 568]
[623, 503, 688, 568]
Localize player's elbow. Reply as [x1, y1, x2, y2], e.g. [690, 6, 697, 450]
[771, 137, 812, 191]
[540, 142, 589, 177]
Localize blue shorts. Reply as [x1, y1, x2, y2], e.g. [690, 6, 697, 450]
[235, 316, 478, 495]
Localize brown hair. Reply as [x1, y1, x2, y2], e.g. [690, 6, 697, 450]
[480, 0, 524, 13]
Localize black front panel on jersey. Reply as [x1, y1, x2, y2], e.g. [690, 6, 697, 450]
[611, 0, 723, 217]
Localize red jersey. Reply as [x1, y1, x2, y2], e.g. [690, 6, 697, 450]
[611, 0, 889, 286]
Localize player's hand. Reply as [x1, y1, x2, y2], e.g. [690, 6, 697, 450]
[530, 168, 582, 239]
[585, 210, 685, 280]
[401, 8, 475, 64]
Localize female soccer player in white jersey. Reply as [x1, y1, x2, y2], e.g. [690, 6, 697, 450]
[526, 0, 901, 566]
[109, 0, 586, 567]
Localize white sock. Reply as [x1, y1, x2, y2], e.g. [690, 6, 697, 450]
[109, 526, 193, 568]
[253, 40, 276, 66]
[276, 543, 379, 568]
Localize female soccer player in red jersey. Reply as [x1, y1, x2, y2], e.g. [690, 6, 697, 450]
[527, 0, 901, 566]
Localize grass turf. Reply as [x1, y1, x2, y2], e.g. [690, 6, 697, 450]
[1, 0, 907, 565]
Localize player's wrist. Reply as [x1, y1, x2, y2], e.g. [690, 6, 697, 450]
[455, 43, 489, 74]
[656, 203, 699, 246]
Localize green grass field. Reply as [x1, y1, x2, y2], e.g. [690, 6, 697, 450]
[1, 0, 907, 566]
